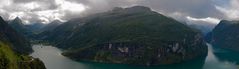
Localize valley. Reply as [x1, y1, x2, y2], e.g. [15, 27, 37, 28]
[30, 44, 239, 69]
[1, 3, 239, 69]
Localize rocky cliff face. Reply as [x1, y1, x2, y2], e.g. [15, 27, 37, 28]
[44, 6, 208, 65]
[206, 20, 239, 52]
[63, 36, 207, 65]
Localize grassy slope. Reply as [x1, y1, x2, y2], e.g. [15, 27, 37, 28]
[0, 41, 19, 69]
[0, 41, 45, 69]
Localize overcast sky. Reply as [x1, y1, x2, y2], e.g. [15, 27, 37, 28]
[0, 0, 238, 24]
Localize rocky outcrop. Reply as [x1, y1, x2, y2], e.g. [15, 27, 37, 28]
[64, 36, 207, 65]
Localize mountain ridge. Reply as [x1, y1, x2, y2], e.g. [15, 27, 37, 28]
[206, 20, 239, 52]
[42, 6, 208, 65]
[0, 16, 46, 69]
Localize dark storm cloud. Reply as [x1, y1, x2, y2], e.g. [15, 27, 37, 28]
[139, 0, 221, 18]
[0, 0, 237, 24]
[12, 0, 36, 3]
[61, 0, 224, 23]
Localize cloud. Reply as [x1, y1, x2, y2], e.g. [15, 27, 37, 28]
[215, 0, 239, 20]
[0, 0, 235, 25]
[65, 0, 225, 24]
[186, 16, 220, 24]
[0, 0, 88, 24]
[185, 16, 219, 34]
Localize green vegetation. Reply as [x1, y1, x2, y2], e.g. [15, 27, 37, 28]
[0, 41, 19, 69]
[0, 16, 46, 69]
[206, 20, 239, 52]
[0, 16, 32, 54]
[43, 6, 207, 65]
[0, 41, 46, 69]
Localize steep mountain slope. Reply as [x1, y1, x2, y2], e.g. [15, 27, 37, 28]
[206, 20, 239, 52]
[0, 17, 32, 54]
[0, 16, 46, 69]
[45, 6, 208, 65]
[39, 19, 80, 43]
[25, 22, 45, 33]
[0, 41, 46, 69]
[187, 22, 216, 35]
[8, 17, 44, 40]
[36, 20, 62, 40]
[41, 20, 62, 32]
[9, 17, 27, 34]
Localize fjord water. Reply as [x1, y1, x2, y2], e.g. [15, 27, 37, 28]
[30, 44, 239, 69]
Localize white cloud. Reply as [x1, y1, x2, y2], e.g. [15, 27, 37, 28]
[215, 0, 239, 20]
[56, 0, 87, 13]
[9, 12, 25, 19]
[0, 0, 13, 8]
[0, 0, 235, 24]
[186, 16, 220, 24]
[185, 16, 220, 34]
[0, 0, 87, 24]
[21, 2, 40, 10]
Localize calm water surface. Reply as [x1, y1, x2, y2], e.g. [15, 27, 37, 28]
[30, 44, 239, 69]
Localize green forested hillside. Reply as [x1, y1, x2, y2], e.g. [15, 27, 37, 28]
[206, 20, 239, 52]
[0, 41, 45, 69]
[0, 16, 46, 69]
[43, 6, 208, 65]
[0, 17, 32, 54]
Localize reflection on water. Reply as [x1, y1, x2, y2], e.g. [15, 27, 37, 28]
[30, 44, 239, 69]
[203, 44, 238, 69]
[213, 47, 239, 65]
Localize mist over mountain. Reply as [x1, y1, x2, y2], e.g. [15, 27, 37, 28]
[1, 0, 239, 69]
[0, 0, 238, 26]
[186, 21, 217, 35]
[41, 20, 63, 32]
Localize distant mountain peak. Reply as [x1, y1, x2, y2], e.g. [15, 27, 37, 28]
[8, 17, 26, 33]
[51, 20, 62, 24]
[15, 17, 21, 20]
[14, 17, 22, 21]
[112, 7, 124, 11]
[9, 17, 25, 28]
[111, 6, 152, 14]
[126, 6, 151, 11]
[0, 16, 4, 22]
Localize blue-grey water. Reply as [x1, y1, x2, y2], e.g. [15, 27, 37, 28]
[30, 44, 239, 69]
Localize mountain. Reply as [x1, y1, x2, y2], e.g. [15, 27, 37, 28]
[25, 22, 46, 33]
[0, 17, 32, 54]
[9, 17, 28, 34]
[206, 20, 239, 52]
[38, 19, 80, 42]
[44, 6, 208, 65]
[42, 20, 62, 31]
[0, 16, 46, 69]
[23, 22, 46, 40]
[8, 17, 42, 40]
[41, 20, 62, 32]
[34, 20, 63, 40]
[187, 22, 216, 35]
